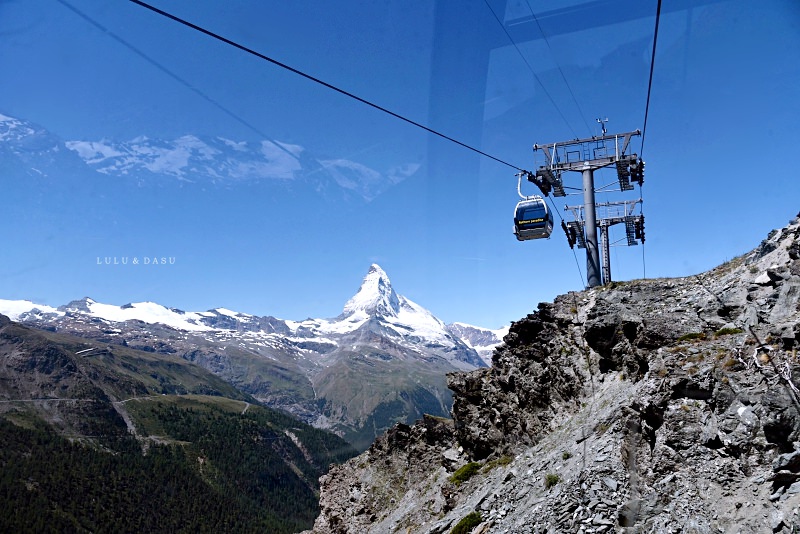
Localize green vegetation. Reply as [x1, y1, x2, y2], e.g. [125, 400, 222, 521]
[313, 355, 452, 451]
[451, 511, 482, 534]
[483, 455, 513, 471]
[0, 398, 356, 534]
[0, 322, 357, 534]
[562, 451, 572, 460]
[544, 473, 560, 489]
[449, 462, 482, 485]
[714, 327, 744, 338]
[0, 418, 274, 533]
[677, 332, 707, 342]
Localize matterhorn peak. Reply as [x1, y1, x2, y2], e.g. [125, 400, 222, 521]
[342, 264, 401, 317]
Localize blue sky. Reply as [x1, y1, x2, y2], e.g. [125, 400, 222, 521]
[1, 0, 799, 328]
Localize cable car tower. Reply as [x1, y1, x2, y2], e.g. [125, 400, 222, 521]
[525, 129, 645, 287]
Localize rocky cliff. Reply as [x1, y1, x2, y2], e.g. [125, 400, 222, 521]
[306, 215, 800, 533]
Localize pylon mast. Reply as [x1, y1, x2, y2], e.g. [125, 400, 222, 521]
[529, 129, 644, 287]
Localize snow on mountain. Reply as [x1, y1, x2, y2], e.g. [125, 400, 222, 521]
[1, 112, 418, 202]
[0, 114, 89, 176]
[321, 160, 419, 202]
[0, 113, 38, 142]
[58, 298, 213, 332]
[446, 322, 510, 366]
[342, 264, 400, 317]
[0, 299, 63, 321]
[0, 265, 490, 369]
[62, 128, 414, 200]
[64, 135, 303, 183]
[0, 265, 494, 450]
[286, 264, 474, 355]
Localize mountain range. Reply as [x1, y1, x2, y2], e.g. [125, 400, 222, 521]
[0, 112, 414, 202]
[1, 264, 507, 451]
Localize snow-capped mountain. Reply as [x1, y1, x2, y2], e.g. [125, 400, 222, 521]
[446, 321, 510, 366]
[0, 265, 494, 450]
[63, 131, 417, 201]
[284, 264, 484, 368]
[0, 113, 91, 179]
[0, 113, 416, 202]
[342, 264, 401, 317]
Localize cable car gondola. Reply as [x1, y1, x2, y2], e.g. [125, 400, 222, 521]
[514, 196, 553, 241]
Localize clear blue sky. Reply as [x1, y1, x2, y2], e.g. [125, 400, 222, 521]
[1, 0, 798, 328]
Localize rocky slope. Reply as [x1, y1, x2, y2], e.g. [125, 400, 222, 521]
[306, 214, 800, 533]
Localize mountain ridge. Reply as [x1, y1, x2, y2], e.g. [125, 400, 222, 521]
[306, 214, 800, 533]
[1, 112, 415, 202]
[1, 264, 497, 451]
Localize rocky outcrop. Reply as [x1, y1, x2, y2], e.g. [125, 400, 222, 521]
[448, 304, 584, 460]
[307, 215, 800, 533]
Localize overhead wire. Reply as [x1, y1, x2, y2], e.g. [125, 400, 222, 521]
[546, 196, 586, 288]
[57, 0, 300, 164]
[129, 0, 529, 173]
[640, 0, 662, 159]
[529, 149, 586, 287]
[481, 0, 581, 139]
[487, 0, 589, 287]
[638, 0, 661, 280]
[522, 1, 593, 135]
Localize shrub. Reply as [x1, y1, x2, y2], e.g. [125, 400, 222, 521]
[562, 451, 572, 460]
[449, 462, 481, 485]
[544, 473, 560, 489]
[678, 332, 706, 342]
[451, 511, 482, 534]
[483, 455, 512, 471]
[714, 327, 744, 338]
[722, 357, 739, 369]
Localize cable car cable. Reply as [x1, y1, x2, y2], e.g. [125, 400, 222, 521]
[637, 0, 660, 279]
[129, 0, 529, 173]
[522, 1, 593, 135]
[481, 0, 580, 139]
[546, 197, 586, 288]
[57, 0, 302, 166]
[640, 0, 662, 158]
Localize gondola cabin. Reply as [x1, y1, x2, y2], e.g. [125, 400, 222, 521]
[514, 197, 553, 241]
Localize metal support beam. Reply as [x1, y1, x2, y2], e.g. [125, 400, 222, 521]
[582, 168, 601, 287]
[532, 132, 643, 288]
[600, 224, 611, 284]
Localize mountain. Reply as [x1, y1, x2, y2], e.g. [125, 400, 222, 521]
[0, 112, 415, 202]
[306, 215, 800, 533]
[445, 322, 510, 366]
[1, 264, 490, 451]
[0, 315, 355, 533]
